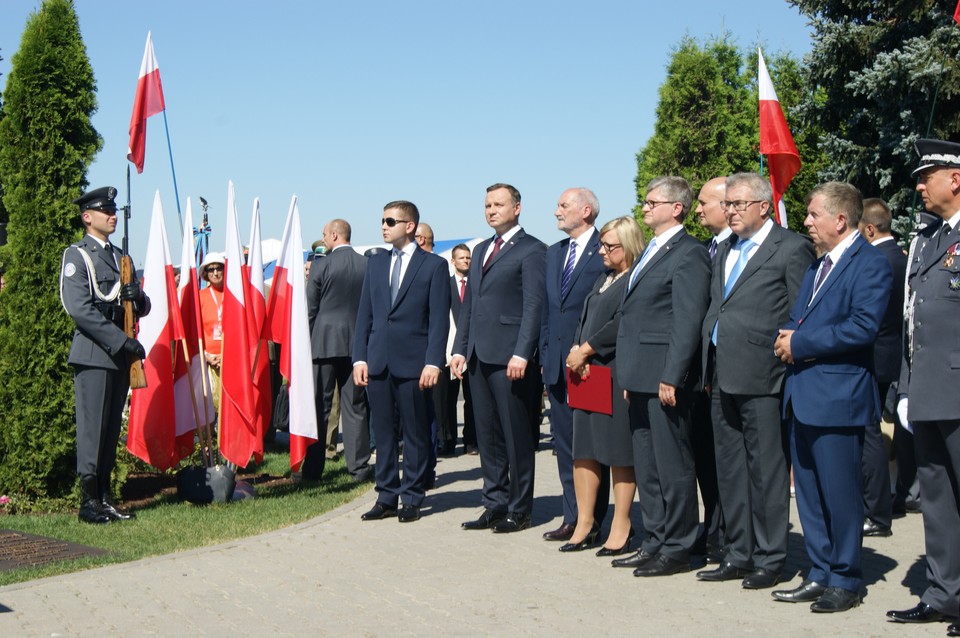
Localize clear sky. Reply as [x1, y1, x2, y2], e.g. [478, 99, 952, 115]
[0, 1, 813, 264]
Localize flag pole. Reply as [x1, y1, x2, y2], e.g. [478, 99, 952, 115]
[162, 110, 183, 229]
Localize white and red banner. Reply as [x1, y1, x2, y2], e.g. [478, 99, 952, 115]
[219, 181, 259, 467]
[127, 31, 166, 174]
[175, 198, 215, 440]
[758, 48, 801, 228]
[266, 195, 318, 471]
[128, 191, 190, 470]
[243, 197, 270, 462]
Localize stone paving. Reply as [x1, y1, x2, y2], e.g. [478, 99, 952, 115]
[0, 425, 946, 637]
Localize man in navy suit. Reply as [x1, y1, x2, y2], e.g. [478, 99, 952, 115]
[452, 183, 547, 533]
[539, 187, 608, 542]
[773, 182, 891, 613]
[353, 201, 450, 523]
[857, 198, 907, 538]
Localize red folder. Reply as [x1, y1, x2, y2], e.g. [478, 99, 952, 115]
[566, 364, 613, 416]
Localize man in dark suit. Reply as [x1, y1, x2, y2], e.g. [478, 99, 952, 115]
[695, 173, 814, 590]
[59, 186, 150, 523]
[610, 176, 711, 576]
[451, 183, 547, 533]
[888, 140, 960, 634]
[435, 243, 476, 456]
[773, 181, 891, 613]
[539, 187, 608, 542]
[352, 201, 450, 523]
[304, 219, 372, 483]
[857, 198, 907, 538]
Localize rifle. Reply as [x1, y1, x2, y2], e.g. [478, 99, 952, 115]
[123, 166, 147, 389]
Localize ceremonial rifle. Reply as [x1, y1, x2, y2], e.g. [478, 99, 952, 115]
[122, 166, 147, 389]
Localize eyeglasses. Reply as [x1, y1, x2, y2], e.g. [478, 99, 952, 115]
[642, 200, 674, 209]
[382, 217, 411, 227]
[599, 242, 622, 252]
[720, 200, 764, 212]
[205, 265, 224, 273]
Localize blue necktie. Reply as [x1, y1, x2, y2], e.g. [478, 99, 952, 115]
[390, 249, 402, 303]
[628, 237, 657, 290]
[560, 241, 577, 298]
[712, 238, 756, 344]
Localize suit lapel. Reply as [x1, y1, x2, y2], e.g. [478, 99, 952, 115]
[917, 221, 953, 277]
[392, 247, 424, 309]
[624, 229, 683, 299]
[484, 229, 524, 274]
[90, 237, 119, 273]
[562, 231, 600, 303]
[802, 235, 864, 318]
[725, 227, 782, 300]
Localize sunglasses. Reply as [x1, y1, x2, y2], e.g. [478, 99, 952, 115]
[382, 217, 411, 228]
[205, 265, 224, 273]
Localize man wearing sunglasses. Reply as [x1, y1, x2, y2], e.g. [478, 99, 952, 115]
[353, 201, 450, 523]
[60, 186, 150, 524]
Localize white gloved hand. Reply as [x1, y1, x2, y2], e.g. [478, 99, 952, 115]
[897, 398, 913, 434]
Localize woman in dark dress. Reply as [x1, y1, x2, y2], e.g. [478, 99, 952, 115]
[561, 216, 645, 555]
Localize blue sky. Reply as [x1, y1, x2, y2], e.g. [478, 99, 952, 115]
[0, 1, 813, 263]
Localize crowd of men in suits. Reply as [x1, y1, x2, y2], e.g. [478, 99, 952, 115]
[294, 138, 960, 633]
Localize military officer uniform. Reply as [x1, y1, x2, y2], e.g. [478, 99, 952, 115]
[59, 186, 150, 524]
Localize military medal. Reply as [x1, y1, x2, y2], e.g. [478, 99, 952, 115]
[950, 274, 960, 291]
[945, 255, 955, 268]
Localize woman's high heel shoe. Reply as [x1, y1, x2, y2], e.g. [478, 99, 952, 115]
[559, 522, 600, 553]
[596, 528, 635, 557]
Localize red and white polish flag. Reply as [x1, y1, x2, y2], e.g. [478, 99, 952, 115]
[127, 31, 166, 174]
[243, 197, 270, 463]
[219, 181, 259, 467]
[758, 48, 801, 228]
[175, 198, 215, 438]
[266, 195, 318, 471]
[128, 191, 188, 470]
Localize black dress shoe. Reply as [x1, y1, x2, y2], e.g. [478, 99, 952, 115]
[948, 622, 960, 636]
[696, 561, 751, 582]
[462, 509, 506, 530]
[101, 497, 135, 521]
[437, 441, 456, 457]
[398, 504, 420, 523]
[492, 513, 531, 533]
[612, 548, 655, 568]
[360, 502, 397, 521]
[351, 467, 374, 483]
[811, 587, 861, 613]
[742, 568, 781, 589]
[542, 522, 576, 541]
[704, 545, 727, 564]
[863, 518, 892, 537]
[464, 445, 479, 456]
[596, 529, 635, 557]
[772, 579, 827, 603]
[559, 523, 600, 552]
[78, 499, 112, 524]
[633, 553, 689, 577]
[887, 602, 950, 623]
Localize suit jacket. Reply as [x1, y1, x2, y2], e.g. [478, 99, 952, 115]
[60, 235, 150, 369]
[900, 220, 960, 421]
[306, 246, 367, 359]
[616, 228, 711, 393]
[540, 231, 605, 386]
[701, 224, 815, 395]
[782, 234, 891, 427]
[353, 246, 450, 379]
[454, 229, 547, 365]
[873, 238, 907, 384]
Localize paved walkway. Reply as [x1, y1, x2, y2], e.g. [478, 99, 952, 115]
[0, 424, 944, 637]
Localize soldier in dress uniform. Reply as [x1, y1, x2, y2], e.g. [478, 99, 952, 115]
[887, 140, 960, 636]
[59, 186, 150, 524]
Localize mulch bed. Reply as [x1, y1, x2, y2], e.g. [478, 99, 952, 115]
[121, 469, 293, 509]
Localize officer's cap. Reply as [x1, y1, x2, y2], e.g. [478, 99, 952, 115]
[912, 139, 960, 176]
[73, 186, 118, 212]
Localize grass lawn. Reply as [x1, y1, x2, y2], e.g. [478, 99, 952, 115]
[0, 447, 370, 587]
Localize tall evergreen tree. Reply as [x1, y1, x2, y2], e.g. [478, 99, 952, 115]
[0, 0, 102, 499]
[790, 0, 960, 216]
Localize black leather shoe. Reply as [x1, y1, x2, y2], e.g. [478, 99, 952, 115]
[948, 622, 960, 636]
[398, 504, 420, 523]
[612, 548, 655, 568]
[437, 441, 456, 457]
[811, 587, 860, 613]
[492, 513, 531, 533]
[772, 579, 827, 603]
[886, 602, 950, 623]
[863, 518, 892, 537]
[704, 545, 727, 564]
[559, 523, 600, 552]
[633, 553, 689, 577]
[596, 529, 635, 557]
[78, 499, 112, 524]
[462, 509, 506, 530]
[542, 522, 576, 541]
[360, 502, 397, 521]
[742, 568, 781, 589]
[464, 445, 479, 456]
[101, 497, 135, 521]
[696, 561, 751, 582]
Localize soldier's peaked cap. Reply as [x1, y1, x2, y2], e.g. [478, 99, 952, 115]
[73, 186, 118, 212]
[912, 139, 960, 176]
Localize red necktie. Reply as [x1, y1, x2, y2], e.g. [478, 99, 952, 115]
[483, 237, 504, 273]
[459, 277, 466, 302]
